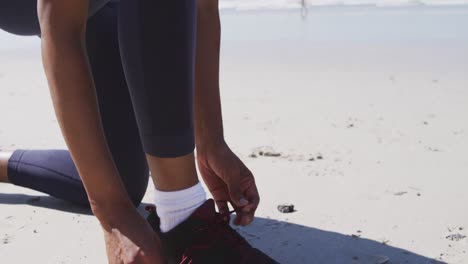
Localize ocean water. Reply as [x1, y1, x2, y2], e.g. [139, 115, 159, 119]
[1, 2, 468, 57]
[220, 0, 468, 10]
[219, 6, 468, 70]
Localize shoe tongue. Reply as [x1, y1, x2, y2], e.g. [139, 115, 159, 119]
[191, 199, 217, 222]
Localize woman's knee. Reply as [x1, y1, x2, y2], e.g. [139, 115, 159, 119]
[0, 1, 40, 36]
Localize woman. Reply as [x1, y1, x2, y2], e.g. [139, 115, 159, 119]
[0, 0, 278, 263]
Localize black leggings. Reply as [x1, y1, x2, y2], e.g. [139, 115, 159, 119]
[1, 0, 197, 206]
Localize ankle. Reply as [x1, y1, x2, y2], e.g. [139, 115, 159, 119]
[155, 182, 206, 232]
[146, 152, 199, 192]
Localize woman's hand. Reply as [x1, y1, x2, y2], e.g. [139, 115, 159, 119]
[98, 206, 165, 264]
[197, 141, 260, 226]
[194, 0, 258, 226]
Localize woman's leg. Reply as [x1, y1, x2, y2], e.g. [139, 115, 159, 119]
[118, 0, 204, 232]
[1, 4, 149, 206]
[118, 0, 198, 187]
[86, 4, 149, 205]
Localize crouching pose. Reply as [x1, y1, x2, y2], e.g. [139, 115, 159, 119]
[0, 0, 278, 263]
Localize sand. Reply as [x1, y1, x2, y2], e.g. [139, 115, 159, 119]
[1, 6, 468, 264]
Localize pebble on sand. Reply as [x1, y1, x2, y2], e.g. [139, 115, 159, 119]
[277, 204, 295, 213]
[261, 151, 281, 157]
[252, 146, 282, 158]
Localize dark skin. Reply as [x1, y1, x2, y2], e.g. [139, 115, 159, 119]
[31, 0, 260, 263]
[38, 1, 162, 263]
[195, 1, 259, 226]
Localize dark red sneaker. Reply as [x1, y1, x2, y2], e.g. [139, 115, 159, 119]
[145, 199, 279, 264]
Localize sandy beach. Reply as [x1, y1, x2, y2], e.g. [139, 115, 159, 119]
[1, 5, 468, 264]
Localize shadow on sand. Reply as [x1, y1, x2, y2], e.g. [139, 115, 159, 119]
[235, 217, 444, 264]
[0, 193, 445, 264]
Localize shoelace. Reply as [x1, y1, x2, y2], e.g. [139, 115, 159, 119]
[180, 210, 248, 264]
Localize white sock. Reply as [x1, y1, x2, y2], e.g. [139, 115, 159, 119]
[154, 182, 206, 233]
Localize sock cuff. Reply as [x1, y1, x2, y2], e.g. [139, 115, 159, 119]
[155, 182, 206, 215]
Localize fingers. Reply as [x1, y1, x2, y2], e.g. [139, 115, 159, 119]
[228, 184, 249, 208]
[233, 213, 243, 226]
[215, 200, 230, 215]
[231, 167, 260, 226]
[234, 191, 259, 226]
[203, 173, 231, 215]
[233, 203, 256, 226]
[227, 162, 253, 209]
[199, 147, 261, 227]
